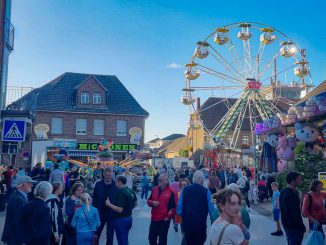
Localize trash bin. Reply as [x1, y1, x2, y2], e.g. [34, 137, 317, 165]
[0, 193, 6, 211]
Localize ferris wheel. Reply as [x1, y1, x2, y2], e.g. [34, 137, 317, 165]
[182, 21, 313, 150]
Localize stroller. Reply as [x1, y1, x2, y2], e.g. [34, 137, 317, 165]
[258, 185, 269, 202]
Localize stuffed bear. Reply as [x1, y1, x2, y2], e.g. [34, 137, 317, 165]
[295, 122, 320, 152]
[267, 133, 279, 148]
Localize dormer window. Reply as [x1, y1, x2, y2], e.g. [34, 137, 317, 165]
[81, 92, 89, 104]
[93, 93, 101, 104]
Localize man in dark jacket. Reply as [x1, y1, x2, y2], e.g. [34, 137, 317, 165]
[21, 181, 52, 245]
[177, 170, 215, 245]
[2, 176, 35, 245]
[280, 172, 306, 245]
[93, 167, 117, 245]
[147, 173, 178, 245]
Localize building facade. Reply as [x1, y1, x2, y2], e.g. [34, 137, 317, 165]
[6, 72, 149, 166]
[0, 0, 14, 109]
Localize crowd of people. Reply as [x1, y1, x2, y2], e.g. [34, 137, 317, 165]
[0, 161, 324, 245]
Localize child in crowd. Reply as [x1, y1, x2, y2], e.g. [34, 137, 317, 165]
[249, 183, 258, 204]
[271, 182, 283, 236]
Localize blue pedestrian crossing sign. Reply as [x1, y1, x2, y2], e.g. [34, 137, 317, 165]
[2, 120, 26, 142]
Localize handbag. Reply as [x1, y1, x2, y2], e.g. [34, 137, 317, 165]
[217, 223, 230, 245]
[305, 223, 324, 245]
[81, 207, 99, 245]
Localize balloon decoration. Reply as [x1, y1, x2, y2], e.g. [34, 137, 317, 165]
[98, 138, 114, 161]
[254, 116, 282, 135]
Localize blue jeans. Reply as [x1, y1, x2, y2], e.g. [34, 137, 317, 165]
[76, 232, 92, 245]
[97, 213, 115, 245]
[285, 230, 304, 245]
[141, 186, 149, 199]
[115, 217, 132, 245]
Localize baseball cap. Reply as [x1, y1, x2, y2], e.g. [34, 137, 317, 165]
[17, 176, 36, 185]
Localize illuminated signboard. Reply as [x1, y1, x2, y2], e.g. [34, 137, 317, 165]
[77, 143, 137, 152]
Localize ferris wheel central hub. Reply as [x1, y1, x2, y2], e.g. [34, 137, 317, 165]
[246, 78, 262, 90]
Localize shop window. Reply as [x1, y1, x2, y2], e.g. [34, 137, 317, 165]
[81, 92, 89, 104]
[93, 93, 101, 104]
[76, 119, 87, 135]
[242, 135, 249, 145]
[94, 119, 104, 136]
[51, 118, 63, 134]
[116, 120, 127, 136]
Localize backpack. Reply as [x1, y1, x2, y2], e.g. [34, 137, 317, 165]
[244, 179, 250, 192]
[302, 192, 312, 218]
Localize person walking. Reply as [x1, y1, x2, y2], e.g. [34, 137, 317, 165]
[71, 193, 100, 245]
[141, 172, 150, 200]
[92, 167, 117, 245]
[302, 179, 326, 237]
[49, 163, 65, 184]
[46, 182, 65, 245]
[64, 183, 84, 245]
[227, 169, 238, 185]
[177, 170, 215, 245]
[21, 181, 53, 245]
[280, 172, 306, 245]
[123, 168, 134, 190]
[152, 171, 160, 188]
[209, 189, 249, 245]
[236, 171, 250, 210]
[217, 166, 226, 189]
[106, 175, 137, 245]
[93, 163, 103, 182]
[147, 173, 178, 245]
[208, 170, 221, 194]
[1, 176, 35, 245]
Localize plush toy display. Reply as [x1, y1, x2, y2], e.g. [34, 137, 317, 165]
[317, 97, 326, 112]
[295, 122, 320, 152]
[267, 133, 279, 147]
[286, 107, 297, 124]
[303, 97, 320, 118]
[277, 159, 287, 172]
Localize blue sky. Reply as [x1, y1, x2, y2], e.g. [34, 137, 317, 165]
[8, 0, 326, 141]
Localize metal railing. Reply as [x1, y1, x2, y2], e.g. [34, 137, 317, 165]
[6, 86, 34, 109]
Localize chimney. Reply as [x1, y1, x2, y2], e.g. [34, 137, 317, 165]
[196, 97, 201, 111]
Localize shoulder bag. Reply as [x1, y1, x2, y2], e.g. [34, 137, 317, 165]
[217, 223, 230, 245]
[81, 207, 99, 245]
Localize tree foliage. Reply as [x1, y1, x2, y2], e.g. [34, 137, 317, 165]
[178, 149, 189, 158]
[294, 152, 326, 193]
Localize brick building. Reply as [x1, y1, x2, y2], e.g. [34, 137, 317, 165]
[9, 72, 149, 166]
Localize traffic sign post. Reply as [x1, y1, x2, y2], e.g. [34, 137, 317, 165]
[2, 120, 26, 142]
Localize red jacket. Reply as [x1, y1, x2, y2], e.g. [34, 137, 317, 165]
[147, 185, 178, 222]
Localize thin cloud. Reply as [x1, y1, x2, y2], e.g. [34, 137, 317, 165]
[166, 63, 183, 69]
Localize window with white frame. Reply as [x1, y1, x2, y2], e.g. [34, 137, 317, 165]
[51, 118, 63, 134]
[76, 119, 87, 135]
[94, 119, 104, 136]
[116, 120, 127, 136]
[81, 92, 90, 104]
[93, 93, 101, 104]
[242, 135, 249, 145]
